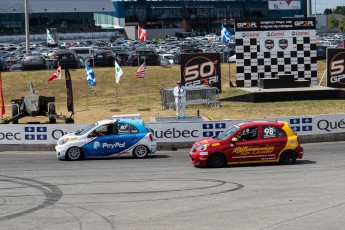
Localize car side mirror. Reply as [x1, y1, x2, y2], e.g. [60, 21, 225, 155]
[231, 137, 238, 142]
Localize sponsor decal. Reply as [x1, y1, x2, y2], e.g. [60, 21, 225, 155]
[294, 20, 314, 27]
[233, 146, 275, 155]
[265, 39, 274, 50]
[103, 142, 125, 149]
[200, 139, 209, 144]
[237, 22, 257, 28]
[288, 138, 297, 146]
[94, 141, 101, 149]
[267, 31, 285, 37]
[279, 39, 288, 50]
[295, 31, 310, 36]
[242, 32, 260, 38]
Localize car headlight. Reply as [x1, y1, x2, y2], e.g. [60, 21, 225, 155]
[197, 144, 209, 151]
[58, 138, 70, 145]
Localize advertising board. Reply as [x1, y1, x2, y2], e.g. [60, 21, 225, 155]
[327, 48, 345, 88]
[180, 53, 221, 91]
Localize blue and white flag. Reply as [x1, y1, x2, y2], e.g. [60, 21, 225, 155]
[221, 24, 231, 44]
[85, 64, 96, 86]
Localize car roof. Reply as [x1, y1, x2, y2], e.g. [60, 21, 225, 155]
[237, 121, 286, 128]
[96, 118, 144, 126]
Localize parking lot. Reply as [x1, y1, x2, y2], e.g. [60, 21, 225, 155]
[1, 142, 345, 230]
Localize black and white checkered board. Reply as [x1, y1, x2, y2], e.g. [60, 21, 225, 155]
[235, 37, 317, 87]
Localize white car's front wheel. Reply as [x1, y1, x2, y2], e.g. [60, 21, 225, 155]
[66, 147, 83, 161]
[133, 145, 148, 158]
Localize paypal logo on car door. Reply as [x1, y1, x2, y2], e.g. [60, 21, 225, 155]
[81, 133, 145, 156]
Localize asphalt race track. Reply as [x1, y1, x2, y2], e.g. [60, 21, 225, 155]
[1, 142, 345, 230]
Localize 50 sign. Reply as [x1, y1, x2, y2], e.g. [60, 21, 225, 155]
[327, 49, 345, 88]
[181, 53, 221, 90]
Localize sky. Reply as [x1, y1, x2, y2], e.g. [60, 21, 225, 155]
[314, 0, 344, 14]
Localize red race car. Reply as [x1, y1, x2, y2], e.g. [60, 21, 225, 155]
[190, 121, 304, 168]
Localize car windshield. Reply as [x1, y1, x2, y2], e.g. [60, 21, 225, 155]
[76, 123, 97, 135]
[214, 125, 240, 140]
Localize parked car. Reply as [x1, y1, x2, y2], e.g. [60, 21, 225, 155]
[159, 55, 171, 66]
[130, 48, 160, 66]
[21, 52, 47, 70]
[4, 52, 20, 67]
[116, 51, 131, 66]
[55, 118, 157, 160]
[190, 121, 304, 168]
[228, 54, 236, 63]
[161, 54, 174, 64]
[53, 50, 80, 69]
[173, 46, 203, 64]
[68, 46, 93, 63]
[316, 45, 327, 60]
[0, 55, 6, 71]
[89, 50, 117, 67]
[10, 62, 23, 71]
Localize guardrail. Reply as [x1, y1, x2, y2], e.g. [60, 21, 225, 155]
[160, 85, 220, 110]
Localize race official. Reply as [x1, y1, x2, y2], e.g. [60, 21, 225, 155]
[173, 80, 186, 119]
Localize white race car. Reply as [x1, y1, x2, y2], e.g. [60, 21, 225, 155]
[56, 118, 157, 160]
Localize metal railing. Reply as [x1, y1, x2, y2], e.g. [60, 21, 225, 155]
[160, 85, 220, 110]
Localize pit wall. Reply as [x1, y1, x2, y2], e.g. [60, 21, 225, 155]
[1, 114, 345, 151]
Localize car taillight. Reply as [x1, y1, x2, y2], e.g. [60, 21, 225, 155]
[181, 51, 186, 54]
[149, 133, 153, 141]
[106, 54, 112, 57]
[89, 54, 94, 58]
[69, 54, 75, 58]
[53, 56, 58, 60]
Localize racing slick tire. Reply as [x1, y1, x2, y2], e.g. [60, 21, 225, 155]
[279, 151, 297, 165]
[207, 153, 226, 168]
[133, 145, 149, 158]
[66, 147, 83, 161]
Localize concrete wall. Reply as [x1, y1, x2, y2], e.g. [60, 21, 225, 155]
[1, 132, 345, 152]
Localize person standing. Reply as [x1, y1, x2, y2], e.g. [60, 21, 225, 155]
[173, 80, 186, 119]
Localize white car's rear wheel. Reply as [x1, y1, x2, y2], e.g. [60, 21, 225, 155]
[133, 145, 148, 158]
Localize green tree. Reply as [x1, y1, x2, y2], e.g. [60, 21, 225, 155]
[339, 17, 345, 32]
[333, 6, 345, 15]
[323, 8, 333, 14]
[328, 16, 339, 30]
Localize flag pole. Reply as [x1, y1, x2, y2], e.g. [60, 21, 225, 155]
[144, 58, 150, 111]
[146, 75, 150, 110]
[112, 61, 120, 112]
